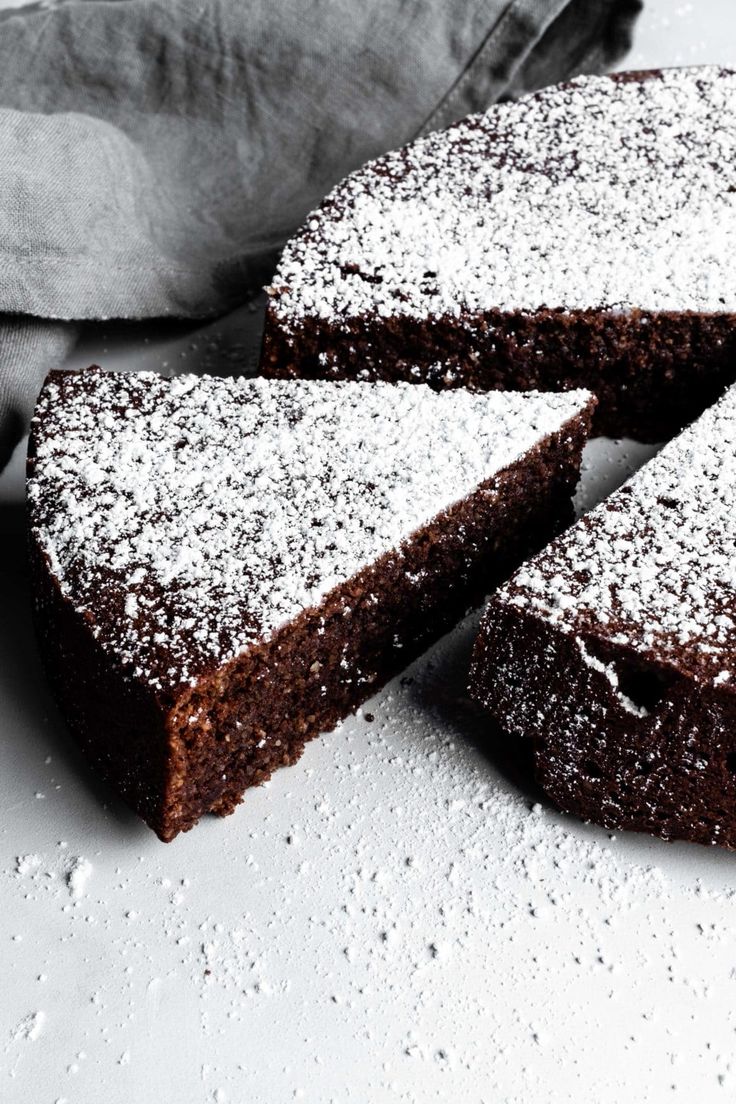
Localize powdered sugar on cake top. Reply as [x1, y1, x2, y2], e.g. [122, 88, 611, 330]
[28, 370, 591, 691]
[270, 66, 736, 324]
[496, 384, 736, 683]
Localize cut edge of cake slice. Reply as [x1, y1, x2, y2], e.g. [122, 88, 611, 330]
[28, 367, 595, 840]
[470, 382, 736, 849]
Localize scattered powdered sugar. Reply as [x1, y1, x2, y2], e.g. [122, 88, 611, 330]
[497, 382, 736, 681]
[11, 1012, 46, 1044]
[15, 850, 94, 905]
[270, 66, 736, 324]
[67, 858, 93, 901]
[28, 368, 591, 690]
[16, 854, 42, 878]
[5, 618, 736, 1101]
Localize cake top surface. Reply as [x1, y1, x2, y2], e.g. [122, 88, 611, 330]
[28, 369, 592, 694]
[269, 66, 736, 324]
[495, 383, 736, 686]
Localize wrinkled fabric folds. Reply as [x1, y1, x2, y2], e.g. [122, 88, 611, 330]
[0, 0, 641, 467]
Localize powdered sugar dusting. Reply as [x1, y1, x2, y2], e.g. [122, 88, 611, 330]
[28, 368, 591, 691]
[66, 857, 92, 901]
[270, 66, 736, 323]
[496, 382, 736, 681]
[11, 1011, 45, 1043]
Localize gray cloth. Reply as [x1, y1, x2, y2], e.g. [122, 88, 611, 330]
[0, 0, 641, 468]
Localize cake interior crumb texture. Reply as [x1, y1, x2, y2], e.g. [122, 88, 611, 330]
[27, 368, 594, 840]
[262, 66, 736, 440]
[471, 382, 736, 848]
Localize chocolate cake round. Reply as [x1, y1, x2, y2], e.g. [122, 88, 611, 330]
[262, 65, 736, 440]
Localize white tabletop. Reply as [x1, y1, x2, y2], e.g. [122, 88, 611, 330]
[2, 4, 736, 1102]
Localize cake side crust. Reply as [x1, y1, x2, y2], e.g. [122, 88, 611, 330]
[470, 600, 736, 848]
[261, 304, 736, 441]
[28, 530, 172, 833]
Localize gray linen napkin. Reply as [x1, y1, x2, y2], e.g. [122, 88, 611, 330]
[0, 0, 641, 468]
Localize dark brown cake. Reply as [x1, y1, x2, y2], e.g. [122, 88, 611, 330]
[27, 367, 594, 841]
[261, 66, 736, 441]
[470, 383, 736, 849]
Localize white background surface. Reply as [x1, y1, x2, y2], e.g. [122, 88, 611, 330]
[2, 3, 736, 1103]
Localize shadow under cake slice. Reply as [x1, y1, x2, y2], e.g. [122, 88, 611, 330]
[262, 66, 736, 441]
[27, 368, 594, 840]
[470, 384, 736, 848]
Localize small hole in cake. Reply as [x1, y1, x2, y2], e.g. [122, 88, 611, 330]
[614, 663, 674, 712]
[585, 641, 677, 714]
[725, 752, 736, 774]
[584, 759, 602, 779]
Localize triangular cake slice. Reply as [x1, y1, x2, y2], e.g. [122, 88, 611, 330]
[262, 66, 736, 441]
[28, 368, 594, 840]
[470, 383, 736, 849]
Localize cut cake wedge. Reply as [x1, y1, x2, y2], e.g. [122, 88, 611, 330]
[28, 368, 594, 840]
[471, 384, 736, 848]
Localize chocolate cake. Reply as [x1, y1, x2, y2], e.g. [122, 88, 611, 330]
[261, 65, 736, 440]
[470, 383, 736, 849]
[27, 367, 594, 841]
